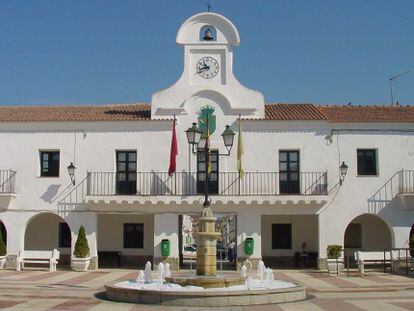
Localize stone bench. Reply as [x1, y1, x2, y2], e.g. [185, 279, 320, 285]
[354, 251, 398, 275]
[16, 249, 60, 272]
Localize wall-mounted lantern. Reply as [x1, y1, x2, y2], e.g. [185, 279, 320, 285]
[67, 162, 76, 186]
[339, 161, 348, 185]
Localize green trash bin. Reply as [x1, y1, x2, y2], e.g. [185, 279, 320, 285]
[245, 238, 254, 256]
[161, 239, 170, 257]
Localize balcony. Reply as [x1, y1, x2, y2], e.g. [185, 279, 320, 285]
[0, 170, 17, 209]
[0, 170, 16, 195]
[368, 169, 414, 212]
[86, 171, 328, 197]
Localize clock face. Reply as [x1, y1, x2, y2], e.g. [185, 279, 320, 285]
[196, 57, 220, 79]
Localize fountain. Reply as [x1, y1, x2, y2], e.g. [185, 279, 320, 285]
[106, 258, 306, 306]
[105, 198, 306, 306]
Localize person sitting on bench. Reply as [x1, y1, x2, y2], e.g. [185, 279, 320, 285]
[298, 242, 309, 267]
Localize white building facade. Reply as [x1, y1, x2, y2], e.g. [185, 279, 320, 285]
[1, 12, 414, 270]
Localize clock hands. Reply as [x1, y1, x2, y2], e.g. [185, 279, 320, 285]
[196, 64, 210, 74]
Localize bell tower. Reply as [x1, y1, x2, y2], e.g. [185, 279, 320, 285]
[151, 12, 264, 118]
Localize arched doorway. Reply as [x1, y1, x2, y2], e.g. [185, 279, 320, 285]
[25, 213, 71, 266]
[344, 214, 392, 251]
[0, 220, 6, 245]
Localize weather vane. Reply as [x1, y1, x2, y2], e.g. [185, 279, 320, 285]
[206, 0, 212, 12]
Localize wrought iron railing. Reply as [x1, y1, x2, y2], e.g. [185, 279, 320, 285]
[399, 170, 414, 194]
[368, 169, 414, 207]
[0, 170, 16, 194]
[86, 171, 328, 196]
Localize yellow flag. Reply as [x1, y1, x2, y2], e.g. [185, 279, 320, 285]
[237, 116, 244, 179]
[206, 126, 212, 174]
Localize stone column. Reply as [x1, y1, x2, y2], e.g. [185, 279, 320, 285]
[153, 213, 179, 271]
[0, 212, 27, 269]
[196, 207, 220, 276]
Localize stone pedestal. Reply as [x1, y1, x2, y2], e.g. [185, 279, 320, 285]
[6, 254, 17, 270]
[196, 207, 220, 276]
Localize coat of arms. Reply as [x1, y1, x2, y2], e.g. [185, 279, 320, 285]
[198, 106, 216, 137]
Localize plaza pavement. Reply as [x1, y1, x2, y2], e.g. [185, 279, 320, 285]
[0, 268, 414, 310]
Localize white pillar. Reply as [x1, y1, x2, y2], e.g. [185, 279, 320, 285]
[237, 210, 262, 269]
[153, 213, 179, 270]
[0, 211, 33, 269]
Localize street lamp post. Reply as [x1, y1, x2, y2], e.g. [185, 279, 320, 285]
[185, 112, 235, 277]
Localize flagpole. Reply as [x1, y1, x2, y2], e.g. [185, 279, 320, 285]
[238, 114, 241, 196]
[174, 115, 177, 195]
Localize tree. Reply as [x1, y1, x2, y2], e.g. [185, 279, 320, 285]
[0, 231, 6, 256]
[73, 226, 90, 258]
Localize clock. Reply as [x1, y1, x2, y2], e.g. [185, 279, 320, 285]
[196, 57, 220, 79]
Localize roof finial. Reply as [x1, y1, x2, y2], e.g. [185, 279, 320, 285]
[206, 0, 212, 12]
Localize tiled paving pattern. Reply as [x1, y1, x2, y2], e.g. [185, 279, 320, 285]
[1, 269, 414, 310]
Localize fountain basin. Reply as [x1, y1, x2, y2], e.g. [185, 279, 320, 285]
[105, 278, 306, 306]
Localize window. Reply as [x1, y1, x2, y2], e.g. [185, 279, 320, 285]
[357, 149, 378, 176]
[123, 223, 144, 249]
[59, 223, 71, 248]
[344, 223, 362, 249]
[272, 224, 292, 249]
[116, 151, 137, 195]
[197, 149, 219, 194]
[279, 150, 300, 194]
[40, 151, 60, 177]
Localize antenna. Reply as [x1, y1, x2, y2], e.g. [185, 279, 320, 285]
[389, 70, 410, 106]
[206, 0, 212, 12]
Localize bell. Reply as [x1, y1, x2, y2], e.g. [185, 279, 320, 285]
[203, 28, 214, 41]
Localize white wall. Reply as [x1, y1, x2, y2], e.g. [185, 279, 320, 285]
[97, 214, 154, 256]
[237, 209, 261, 258]
[25, 213, 71, 255]
[261, 215, 318, 257]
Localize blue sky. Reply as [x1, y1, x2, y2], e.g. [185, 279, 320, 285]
[0, 0, 413, 106]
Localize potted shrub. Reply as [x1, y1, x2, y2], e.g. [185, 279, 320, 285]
[72, 226, 91, 272]
[0, 231, 6, 269]
[326, 244, 344, 275]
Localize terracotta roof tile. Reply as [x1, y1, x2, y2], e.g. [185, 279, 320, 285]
[0, 103, 151, 122]
[265, 103, 327, 120]
[0, 103, 413, 123]
[318, 105, 414, 123]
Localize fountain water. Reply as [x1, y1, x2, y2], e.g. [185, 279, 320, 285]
[136, 270, 145, 284]
[164, 263, 171, 278]
[157, 263, 165, 289]
[144, 261, 153, 283]
[265, 268, 274, 289]
[241, 264, 248, 278]
[257, 260, 266, 281]
[245, 276, 253, 290]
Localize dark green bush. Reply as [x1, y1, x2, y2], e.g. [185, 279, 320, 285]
[0, 231, 6, 256]
[73, 226, 90, 258]
[326, 245, 342, 259]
